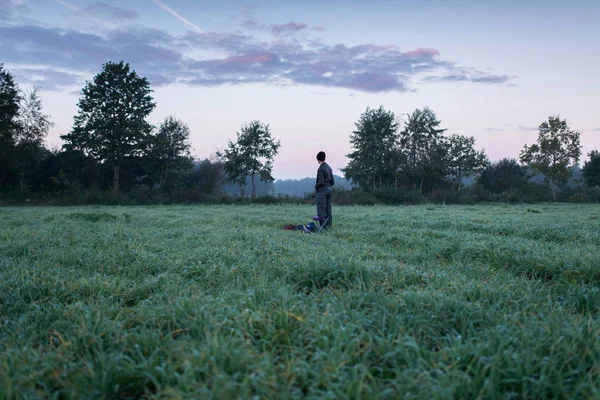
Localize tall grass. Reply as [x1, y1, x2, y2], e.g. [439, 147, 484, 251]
[0, 204, 598, 399]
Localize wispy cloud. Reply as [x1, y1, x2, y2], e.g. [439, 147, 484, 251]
[9, 65, 87, 91]
[0, 0, 28, 21]
[425, 73, 513, 85]
[485, 124, 538, 132]
[85, 3, 139, 21]
[240, 16, 325, 37]
[52, 0, 117, 29]
[271, 21, 306, 35]
[152, 0, 204, 33]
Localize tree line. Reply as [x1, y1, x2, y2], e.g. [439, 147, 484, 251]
[342, 105, 593, 202]
[1, 60, 599, 205]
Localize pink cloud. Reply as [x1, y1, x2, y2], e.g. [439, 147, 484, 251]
[271, 21, 307, 35]
[312, 26, 326, 32]
[353, 44, 399, 52]
[405, 47, 440, 58]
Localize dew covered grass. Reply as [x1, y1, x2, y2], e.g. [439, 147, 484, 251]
[0, 204, 599, 399]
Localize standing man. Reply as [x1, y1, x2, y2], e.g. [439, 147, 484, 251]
[315, 151, 334, 229]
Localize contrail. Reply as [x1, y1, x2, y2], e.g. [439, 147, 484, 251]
[53, 0, 78, 12]
[152, 0, 204, 33]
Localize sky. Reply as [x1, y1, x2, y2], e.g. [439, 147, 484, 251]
[1, 0, 599, 179]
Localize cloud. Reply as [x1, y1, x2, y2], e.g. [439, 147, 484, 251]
[405, 48, 440, 58]
[424, 73, 513, 84]
[485, 124, 538, 132]
[271, 21, 307, 35]
[312, 26, 326, 32]
[9, 66, 86, 91]
[52, 0, 118, 30]
[0, 16, 516, 94]
[590, 127, 600, 132]
[0, 0, 28, 21]
[84, 3, 139, 21]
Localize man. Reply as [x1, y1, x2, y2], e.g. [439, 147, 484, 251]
[315, 151, 334, 229]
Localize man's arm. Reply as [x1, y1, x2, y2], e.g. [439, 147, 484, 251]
[315, 165, 325, 190]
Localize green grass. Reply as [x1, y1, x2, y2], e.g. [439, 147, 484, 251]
[1, 204, 599, 399]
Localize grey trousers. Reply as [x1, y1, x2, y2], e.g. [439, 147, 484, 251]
[316, 186, 332, 228]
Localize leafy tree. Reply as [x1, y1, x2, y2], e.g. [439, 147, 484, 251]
[16, 87, 53, 146]
[32, 148, 99, 194]
[477, 158, 530, 194]
[217, 120, 280, 198]
[582, 150, 600, 187]
[194, 158, 224, 195]
[0, 63, 22, 188]
[147, 115, 192, 188]
[399, 107, 447, 194]
[61, 61, 156, 194]
[11, 87, 55, 189]
[519, 116, 581, 201]
[446, 134, 489, 192]
[342, 106, 399, 190]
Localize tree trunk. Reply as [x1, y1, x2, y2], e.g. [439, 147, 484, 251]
[113, 164, 120, 195]
[395, 176, 397, 189]
[457, 179, 462, 193]
[550, 179, 557, 202]
[251, 173, 256, 198]
[163, 164, 169, 188]
[419, 176, 424, 194]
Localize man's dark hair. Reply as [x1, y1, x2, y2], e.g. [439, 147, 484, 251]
[317, 151, 326, 162]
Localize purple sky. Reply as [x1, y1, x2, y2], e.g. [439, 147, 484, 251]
[1, 0, 599, 179]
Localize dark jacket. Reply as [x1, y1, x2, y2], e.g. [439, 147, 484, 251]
[315, 162, 335, 191]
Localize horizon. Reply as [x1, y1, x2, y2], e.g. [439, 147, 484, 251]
[1, 0, 599, 180]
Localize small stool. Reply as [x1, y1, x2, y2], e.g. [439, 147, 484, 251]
[313, 215, 329, 233]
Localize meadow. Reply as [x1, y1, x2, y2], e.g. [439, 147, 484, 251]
[0, 204, 599, 399]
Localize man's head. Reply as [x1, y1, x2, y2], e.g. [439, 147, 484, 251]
[316, 151, 326, 163]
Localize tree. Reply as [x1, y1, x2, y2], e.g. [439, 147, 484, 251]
[0, 63, 22, 188]
[342, 106, 399, 190]
[61, 61, 156, 195]
[16, 87, 53, 146]
[477, 158, 530, 194]
[582, 150, 600, 187]
[217, 120, 280, 198]
[10, 87, 55, 189]
[194, 158, 224, 195]
[446, 134, 489, 192]
[147, 115, 192, 188]
[399, 107, 447, 194]
[519, 116, 581, 201]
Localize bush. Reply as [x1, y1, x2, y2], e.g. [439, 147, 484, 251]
[372, 187, 426, 205]
[428, 189, 475, 205]
[568, 188, 600, 203]
[330, 188, 377, 205]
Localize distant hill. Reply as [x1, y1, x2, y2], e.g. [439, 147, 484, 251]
[274, 175, 353, 197]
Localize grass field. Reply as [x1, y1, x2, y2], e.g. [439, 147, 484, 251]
[1, 204, 599, 399]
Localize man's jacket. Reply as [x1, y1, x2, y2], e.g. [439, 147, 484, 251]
[315, 162, 335, 191]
